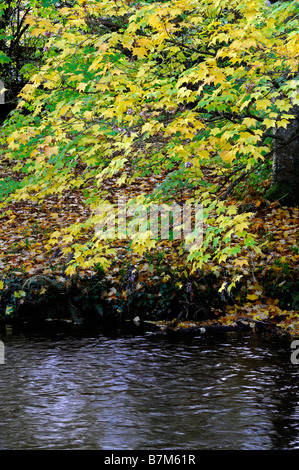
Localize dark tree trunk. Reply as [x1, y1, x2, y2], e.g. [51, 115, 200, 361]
[267, 105, 299, 207]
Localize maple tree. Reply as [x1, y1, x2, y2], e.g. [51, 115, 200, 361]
[0, 0, 50, 122]
[0, 0, 298, 333]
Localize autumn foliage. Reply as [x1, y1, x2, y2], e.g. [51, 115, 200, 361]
[0, 0, 298, 334]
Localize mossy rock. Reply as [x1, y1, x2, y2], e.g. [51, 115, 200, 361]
[265, 182, 299, 207]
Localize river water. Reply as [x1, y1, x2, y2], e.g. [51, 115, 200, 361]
[0, 328, 298, 450]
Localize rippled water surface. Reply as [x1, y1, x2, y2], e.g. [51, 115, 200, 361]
[0, 329, 299, 450]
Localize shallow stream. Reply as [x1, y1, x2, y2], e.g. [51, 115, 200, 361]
[0, 329, 298, 450]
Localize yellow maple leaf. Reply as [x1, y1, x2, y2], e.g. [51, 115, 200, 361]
[247, 293, 259, 301]
[255, 98, 272, 110]
[235, 221, 249, 233]
[65, 265, 76, 276]
[263, 118, 276, 129]
[44, 146, 59, 158]
[77, 82, 87, 92]
[233, 258, 249, 267]
[141, 122, 154, 134]
[63, 234, 74, 244]
[132, 47, 148, 58]
[72, 122, 85, 132]
[277, 119, 290, 129]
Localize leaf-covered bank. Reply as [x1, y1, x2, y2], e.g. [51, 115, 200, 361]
[0, 0, 298, 339]
[0, 162, 298, 339]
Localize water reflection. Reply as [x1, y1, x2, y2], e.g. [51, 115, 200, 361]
[0, 330, 298, 449]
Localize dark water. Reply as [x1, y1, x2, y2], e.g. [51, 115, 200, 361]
[0, 328, 299, 450]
